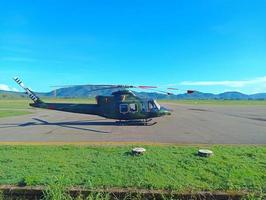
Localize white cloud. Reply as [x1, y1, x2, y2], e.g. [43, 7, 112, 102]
[0, 84, 19, 92]
[0, 84, 10, 91]
[180, 76, 266, 88]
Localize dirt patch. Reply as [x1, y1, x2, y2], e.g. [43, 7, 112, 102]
[0, 185, 262, 200]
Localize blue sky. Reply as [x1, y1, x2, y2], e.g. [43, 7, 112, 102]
[0, 0, 266, 94]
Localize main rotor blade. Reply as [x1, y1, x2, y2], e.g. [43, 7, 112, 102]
[51, 84, 117, 88]
[137, 86, 157, 89]
[88, 86, 122, 92]
[167, 88, 179, 90]
[148, 88, 174, 95]
[51, 84, 158, 90]
[167, 88, 196, 94]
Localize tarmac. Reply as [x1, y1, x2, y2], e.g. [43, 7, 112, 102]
[0, 103, 265, 144]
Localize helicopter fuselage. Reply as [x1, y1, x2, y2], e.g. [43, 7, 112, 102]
[30, 90, 171, 120]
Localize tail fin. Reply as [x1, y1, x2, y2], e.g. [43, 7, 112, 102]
[13, 77, 43, 103]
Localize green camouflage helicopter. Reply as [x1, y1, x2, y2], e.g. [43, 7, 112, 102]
[14, 77, 194, 125]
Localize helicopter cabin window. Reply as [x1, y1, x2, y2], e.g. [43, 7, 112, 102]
[129, 103, 137, 112]
[119, 104, 129, 114]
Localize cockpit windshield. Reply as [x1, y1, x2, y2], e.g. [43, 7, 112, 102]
[154, 100, 161, 110]
[148, 100, 160, 111]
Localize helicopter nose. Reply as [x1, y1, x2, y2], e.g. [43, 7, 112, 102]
[160, 107, 171, 116]
[164, 110, 171, 115]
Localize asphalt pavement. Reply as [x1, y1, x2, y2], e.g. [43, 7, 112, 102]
[0, 104, 265, 144]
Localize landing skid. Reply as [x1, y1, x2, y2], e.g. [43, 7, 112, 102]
[115, 119, 157, 126]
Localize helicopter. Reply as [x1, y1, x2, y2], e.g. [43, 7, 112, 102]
[13, 77, 194, 125]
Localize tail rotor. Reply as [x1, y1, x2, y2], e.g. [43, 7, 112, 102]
[13, 77, 43, 103]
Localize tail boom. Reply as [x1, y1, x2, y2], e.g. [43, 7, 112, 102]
[30, 102, 99, 115]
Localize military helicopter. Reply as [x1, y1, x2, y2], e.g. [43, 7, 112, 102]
[14, 77, 194, 125]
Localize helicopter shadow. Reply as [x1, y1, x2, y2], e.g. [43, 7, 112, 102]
[29, 118, 156, 127]
[33, 118, 113, 134]
[0, 118, 111, 134]
[0, 117, 156, 134]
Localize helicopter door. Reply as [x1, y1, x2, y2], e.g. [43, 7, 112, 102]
[119, 104, 129, 114]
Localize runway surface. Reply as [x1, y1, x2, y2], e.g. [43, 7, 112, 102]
[0, 104, 265, 144]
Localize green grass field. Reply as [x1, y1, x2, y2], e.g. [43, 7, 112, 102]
[0, 110, 31, 118]
[0, 99, 32, 118]
[0, 145, 265, 193]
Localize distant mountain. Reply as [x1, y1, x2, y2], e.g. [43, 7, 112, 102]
[1, 88, 266, 100]
[249, 93, 266, 100]
[218, 92, 249, 100]
[217, 92, 266, 100]
[175, 91, 217, 100]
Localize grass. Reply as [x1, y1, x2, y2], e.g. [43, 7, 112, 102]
[0, 145, 265, 193]
[0, 110, 31, 118]
[0, 99, 32, 118]
[0, 99, 31, 109]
